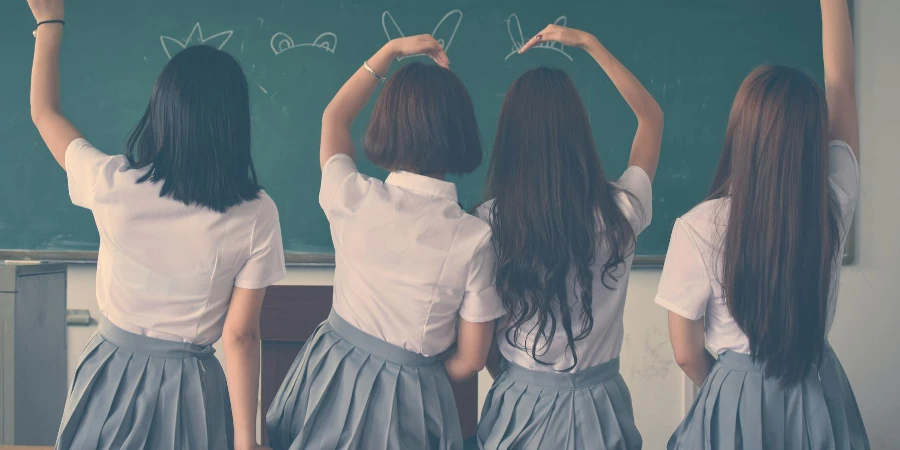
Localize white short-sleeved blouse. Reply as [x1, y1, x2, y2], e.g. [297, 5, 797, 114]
[654, 141, 859, 355]
[478, 165, 654, 372]
[66, 138, 287, 345]
[320, 154, 506, 357]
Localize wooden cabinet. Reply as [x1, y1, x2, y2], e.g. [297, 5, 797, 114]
[259, 286, 479, 444]
[0, 264, 67, 446]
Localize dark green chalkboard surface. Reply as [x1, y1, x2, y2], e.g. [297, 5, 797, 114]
[0, 0, 824, 264]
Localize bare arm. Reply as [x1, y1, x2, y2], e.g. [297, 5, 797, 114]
[821, 0, 859, 155]
[484, 328, 503, 380]
[444, 318, 494, 383]
[27, 0, 82, 168]
[222, 287, 269, 450]
[320, 35, 449, 168]
[520, 25, 664, 180]
[667, 311, 714, 386]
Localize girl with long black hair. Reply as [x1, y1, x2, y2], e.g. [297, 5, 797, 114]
[477, 24, 664, 450]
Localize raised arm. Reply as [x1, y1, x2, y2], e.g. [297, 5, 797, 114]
[319, 35, 449, 168]
[27, 0, 82, 168]
[821, 0, 859, 155]
[520, 25, 664, 180]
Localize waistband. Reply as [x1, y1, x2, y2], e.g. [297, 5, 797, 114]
[327, 310, 438, 366]
[717, 342, 836, 373]
[503, 357, 621, 390]
[98, 317, 216, 360]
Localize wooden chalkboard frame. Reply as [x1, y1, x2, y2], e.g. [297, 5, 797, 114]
[0, 231, 855, 267]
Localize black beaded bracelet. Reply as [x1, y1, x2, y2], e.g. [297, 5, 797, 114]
[33, 19, 65, 37]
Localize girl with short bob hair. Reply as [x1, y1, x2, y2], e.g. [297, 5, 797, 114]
[266, 35, 503, 450]
[656, 0, 869, 448]
[28, 1, 286, 448]
[476, 24, 664, 450]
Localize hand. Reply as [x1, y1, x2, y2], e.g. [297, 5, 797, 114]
[518, 25, 595, 54]
[26, 0, 65, 23]
[387, 34, 450, 69]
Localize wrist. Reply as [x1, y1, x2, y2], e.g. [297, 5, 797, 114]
[34, 14, 65, 24]
[233, 436, 257, 450]
[578, 33, 600, 50]
[381, 40, 400, 61]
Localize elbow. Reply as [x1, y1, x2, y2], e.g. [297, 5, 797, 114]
[640, 103, 664, 127]
[468, 358, 487, 374]
[446, 356, 487, 383]
[673, 350, 701, 371]
[322, 103, 349, 128]
[674, 354, 693, 370]
[30, 107, 47, 127]
[222, 326, 261, 347]
[322, 103, 337, 123]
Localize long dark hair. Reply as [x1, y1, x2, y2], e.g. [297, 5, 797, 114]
[126, 45, 260, 213]
[485, 67, 638, 370]
[709, 65, 841, 384]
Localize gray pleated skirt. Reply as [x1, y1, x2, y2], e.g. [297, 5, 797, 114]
[668, 344, 869, 449]
[265, 310, 463, 450]
[477, 357, 642, 450]
[56, 317, 232, 450]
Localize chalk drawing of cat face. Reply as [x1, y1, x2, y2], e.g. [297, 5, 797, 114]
[270, 31, 337, 55]
[505, 14, 573, 61]
[160, 23, 233, 59]
[382, 10, 463, 60]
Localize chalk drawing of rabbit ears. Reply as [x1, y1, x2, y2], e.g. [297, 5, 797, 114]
[160, 23, 233, 59]
[505, 14, 573, 61]
[270, 31, 337, 55]
[382, 10, 463, 60]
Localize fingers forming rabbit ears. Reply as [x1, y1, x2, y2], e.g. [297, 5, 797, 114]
[382, 9, 462, 60]
[506, 15, 572, 61]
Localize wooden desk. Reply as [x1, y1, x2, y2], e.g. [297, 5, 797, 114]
[259, 286, 479, 444]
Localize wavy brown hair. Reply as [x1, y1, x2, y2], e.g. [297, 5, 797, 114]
[485, 67, 638, 370]
[709, 65, 841, 384]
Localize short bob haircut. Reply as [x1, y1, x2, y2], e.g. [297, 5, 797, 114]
[125, 45, 260, 213]
[364, 62, 482, 175]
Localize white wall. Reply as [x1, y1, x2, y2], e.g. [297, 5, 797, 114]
[63, 1, 899, 447]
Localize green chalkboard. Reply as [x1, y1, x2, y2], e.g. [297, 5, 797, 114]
[0, 0, 824, 263]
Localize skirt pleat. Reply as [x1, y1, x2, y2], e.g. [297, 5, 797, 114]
[477, 358, 642, 450]
[56, 318, 231, 450]
[265, 310, 463, 450]
[668, 344, 870, 450]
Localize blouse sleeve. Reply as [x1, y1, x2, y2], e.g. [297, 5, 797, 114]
[234, 196, 288, 289]
[615, 165, 653, 235]
[65, 138, 117, 210]
[459, 233, 506, 323]
[654, 219, 714, 320]
[827, 140, 860, 237]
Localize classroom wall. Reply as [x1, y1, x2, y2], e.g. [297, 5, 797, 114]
[63, 0, 899, 447]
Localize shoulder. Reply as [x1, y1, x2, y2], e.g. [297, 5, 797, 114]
[226, 189, 281, 225]
[675, 198, 728, 250]
[680, 198, 726, 222]
[255, 190, 279, 215]
[66, 138, 128, 172]
[457, 205, 494, 251]
[472, 199, 495, 223]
